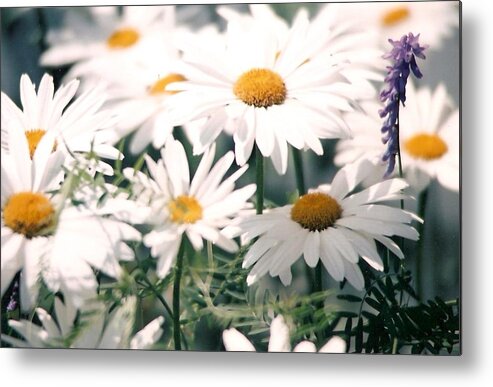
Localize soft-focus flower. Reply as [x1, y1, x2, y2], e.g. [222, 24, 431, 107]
[40, 6, 176, 79]
[1, 130, 141, 309]
[227, 158, 420, 289]
[379, 33, 427, 177]
[336, 82, 459, 193]
[166, 9, 377, 174]
[1, 296, 164, 349]
[124, 137, 256, 278]
[332, 1, 458, 49]
[223, 315, 346, 353]
[1, 73, 119, 175]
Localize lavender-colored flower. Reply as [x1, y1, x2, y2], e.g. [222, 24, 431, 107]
[6, 280, 19, 312]
[379, 33, 428, 177]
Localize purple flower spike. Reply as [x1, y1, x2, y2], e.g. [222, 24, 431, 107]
[380, 33, 428, 177]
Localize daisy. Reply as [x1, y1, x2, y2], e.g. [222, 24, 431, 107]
[1, 73, 119, 175]
[335, 82, 459, 193]
[166, 9, 378, 174]
[331, 1, 459, 49]
[124, 137, 256, 278]
[98, 46, 189, 154]
[40, 6, 176, 79]
[1, 129, 141, 310]
[1, 296, 164, 349]
[223, 315, 346, 353]
[227, 158, 420, 290]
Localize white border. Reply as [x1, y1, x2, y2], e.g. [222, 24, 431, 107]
[2, 0, 492, 386]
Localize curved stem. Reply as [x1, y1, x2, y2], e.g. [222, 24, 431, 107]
[173, 241, 186, 350]
[415, 189, 428, 300]
[255, 146, 264, 215]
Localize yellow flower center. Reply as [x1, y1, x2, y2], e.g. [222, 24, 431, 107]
[25, 129, 57, 159]
[107, 28, 140, 49]
[233, 68, 287, 108]
[291, 192, 342, 232]
[149, 74, 186, 95]
[168, 195, 203, 224]
[3, 192, 55, 238]
[404, 133, 448, 160]
[381, 6, 411, 27]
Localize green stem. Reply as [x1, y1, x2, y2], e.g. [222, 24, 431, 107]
[291, 147, 306, 195]
[255, 146, 264, 215]
[415, 189, 428, 300]
[173, 241, 186, 350]
[140, 275, 173, 318]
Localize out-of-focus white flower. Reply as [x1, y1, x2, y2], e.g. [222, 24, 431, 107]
[226, 158, 420, 289]
[1, 296, 164, 349]
[1, 73, 119, 175]
[1, 130, 141, 310]
[223, 315, 346, 353]
[336, 82, 459, 193]
[124, 137, 255, 278]
[330, 1, 459, 49]
[40, 6, 176, 77]
[166, 6, 381, 175]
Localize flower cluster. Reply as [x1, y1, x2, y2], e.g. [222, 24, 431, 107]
[380, 33, 428, 177]
[1, 3, 459, 353]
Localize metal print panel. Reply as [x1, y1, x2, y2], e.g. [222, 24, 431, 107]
[0, 1, 460, 355]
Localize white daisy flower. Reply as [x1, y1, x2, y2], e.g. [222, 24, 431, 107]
[1, 73, 119, 175]
[1, 130, 141, 309]
[228, 158, 420, 290]
[335, 82, 459, 193]
[217, 3, 384, 95]
[40, 6, 176, 78]
[166, 10, 377, 175]
[124, 137, 256, 278]
[1, 296, 164, 349]
[223, 315, 346, 353]
[98, 50, 186, 154]
[332, 1, 459, 49]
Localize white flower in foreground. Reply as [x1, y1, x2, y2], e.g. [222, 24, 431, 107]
[124, 137, 256, 278]
[223, 315, 346, 353]
[1, 296, 164, 349]
[336, 82, 459, 193]
[1, 130, 141, 309]
[167, 10, 376, 174]
[1, 73, 119, 175]
[228, 158, 420, 290]
[40, 6, 176, 77]
[331, 1, 459, 49]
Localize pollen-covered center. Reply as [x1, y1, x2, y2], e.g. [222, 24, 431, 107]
[3, 192, 55, 238]
[107, 28, 140, 49]
[168, 195, 203, 224]
[381, 6, 411, 26]
[291, 192, 342, 232]
[25, 129, 56, 159]
[149, 74, 186, 95]
[233, 68, 287, 108]
[404, 133, 448, 160]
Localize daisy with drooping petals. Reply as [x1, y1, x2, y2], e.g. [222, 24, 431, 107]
[223, 315, 346, 353]
[99, 51, 186, 154]
[1, 129, 141, 310]
[331, 1, 459, 49]
[336, 82, 459, 193]
[124, 137, 256, 278]
[40, 6, 176, 78]
[227, 158, 420, 290]
[1, 73, 119, 175]
[1, 296, 164, 349]
[167, 10, 377, 175]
